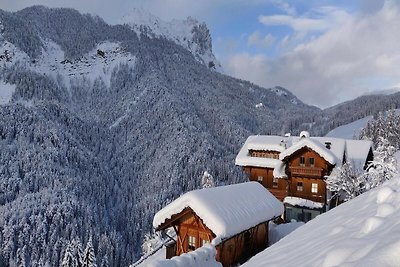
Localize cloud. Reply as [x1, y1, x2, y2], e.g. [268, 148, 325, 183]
[259, 6, 350, 35]
[225, 1, 400, 108]
[247, 31, 276, 49]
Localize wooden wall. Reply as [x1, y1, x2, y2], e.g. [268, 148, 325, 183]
[244, 166, 287, 200]
[215, 221, 269, 267]
[170, 210, 270, 267]
[176, 213, 214, 255]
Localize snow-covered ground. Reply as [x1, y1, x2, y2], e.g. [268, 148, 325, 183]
[325, 116, 373, 139]
[242, 175, 400, 267]
[134, 247, 166, 267]
[0, 79, 16, 105]
[269, 221, 304, 245]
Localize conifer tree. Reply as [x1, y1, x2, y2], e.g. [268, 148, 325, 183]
[201, 171, 215, 188]
[363, 137, 398, 190]
[83, 237, 97, 267]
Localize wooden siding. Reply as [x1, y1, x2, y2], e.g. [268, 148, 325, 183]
[289, 177, 326, 203]
[176, 212, 214, 255]
[285, 148, 331, 204]
[249, 150, 280, 159]
[162, 208, 270, 267]
[215, 221, 269, 267]
[244, 166, 288, 201]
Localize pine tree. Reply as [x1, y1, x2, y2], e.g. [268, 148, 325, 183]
[363, 137, 398, 190]
[201, 171, 215, 189]
[61, 241, 75, 267]
[326, 163, 365, 202]
[61, 239, 84, 267]
[83, 237, 97, 267]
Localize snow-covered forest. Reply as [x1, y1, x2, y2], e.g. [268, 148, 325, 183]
[1, 6, 400, 267]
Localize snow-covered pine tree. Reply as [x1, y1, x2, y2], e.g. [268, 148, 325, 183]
[83, 237, 97, 267]
[201, 171, 215, 188]
[141, 232, 162, 256]
[61, 239, 84, 267]
[326, 163, 365, 202]
[363, 137, 398, 190]
[61, 241, 75, 267]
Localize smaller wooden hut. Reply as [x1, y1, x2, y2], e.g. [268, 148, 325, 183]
[153, 182, 284, 267]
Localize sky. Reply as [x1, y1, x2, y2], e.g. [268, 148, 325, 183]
[1, 0, 400, 108]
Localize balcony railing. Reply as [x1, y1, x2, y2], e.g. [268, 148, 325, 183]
[289, 166, 324, 177]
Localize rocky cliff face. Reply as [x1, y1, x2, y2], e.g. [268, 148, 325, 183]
[121, 8, 221, 71]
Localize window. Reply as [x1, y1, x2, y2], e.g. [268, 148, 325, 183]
[273, 177, 278, 188]
[309, 157, 315, 167]
[311, 183, 318, 193]
[188, 235, 196, 251]
[297, 182, 303, 191]
[201, 239, 210, 246]
[300, 156, 305, 166]
[257, 176, 263, 183]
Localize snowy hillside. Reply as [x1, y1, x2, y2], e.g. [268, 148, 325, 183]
[2, 5, 400, 267]
[325, 116, 372, 139]
[122, 8, 221, 71]
[243, 175, 400, 267]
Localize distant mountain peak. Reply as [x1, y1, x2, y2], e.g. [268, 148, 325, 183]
[121, 8, 222, 71]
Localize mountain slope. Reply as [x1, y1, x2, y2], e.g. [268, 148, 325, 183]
[0, 6, 320, 266]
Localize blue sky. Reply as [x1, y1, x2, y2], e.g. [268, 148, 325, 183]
[2, 0, 399, 107]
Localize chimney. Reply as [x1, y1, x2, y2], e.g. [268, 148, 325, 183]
[325, 142, 332, 149]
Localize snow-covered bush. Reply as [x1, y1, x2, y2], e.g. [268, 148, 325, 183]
[201, 171, 215, 188]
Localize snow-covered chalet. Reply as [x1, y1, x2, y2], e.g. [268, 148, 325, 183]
[235, 131, 373, 222]
[153, 182, 283, 267]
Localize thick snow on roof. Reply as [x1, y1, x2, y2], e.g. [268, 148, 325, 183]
[147, 244, 222, 267]
[237, 135, 372, 170]
[153, 182, 284, 245]
[243, 176, 400, 267]
[284, 196, 324, 209]
[273, 162, 287, 178]
[279, 138, 338, 165]
[235, 136, 288, 168]
[346, 139, 373, 170]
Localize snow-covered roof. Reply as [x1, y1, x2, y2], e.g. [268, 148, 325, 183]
[236, 135, 373, 170]
[279, 138, 338, 165]
[243, 177, 400, 267]
[153, 182, 284, 245]
[346, 139, 373, 170]
[235, 136, 288, 168]
[283, 196, 324, 209]
[273, 162, 287, 178]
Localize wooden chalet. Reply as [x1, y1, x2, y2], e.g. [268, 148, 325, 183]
[236, 131, 374, 222]
[153, 182, 284, 267]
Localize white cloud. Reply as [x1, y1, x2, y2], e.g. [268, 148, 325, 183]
[247, 31, 276, 48]
[225, 1, 400, 107]
[259, 6, 351, 36]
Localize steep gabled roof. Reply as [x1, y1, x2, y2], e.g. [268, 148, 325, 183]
[345, 139, 373, 170]
[279, 138, 338, 165]
[153, 182, 284, 245]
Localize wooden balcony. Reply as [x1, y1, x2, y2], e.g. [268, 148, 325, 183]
[289, 166, 324, 178]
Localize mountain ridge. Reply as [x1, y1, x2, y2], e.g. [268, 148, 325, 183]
[1, 6, 400, 267]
